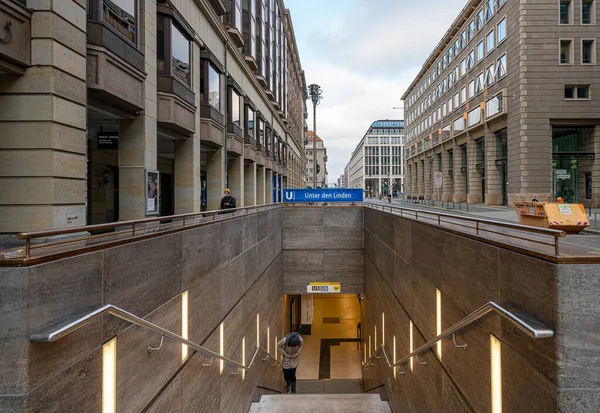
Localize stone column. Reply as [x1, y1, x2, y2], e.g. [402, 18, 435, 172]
[119, 0, 158, 220]
[453, 143, 467, 202]
[592, 126, 600, 208]
[467, 135, 483, 204]
[206, 148, 225, 210]
[0, 0, 87, 233]
[418, 159, 425, 199]
[442, 150, 453, 202]
[173, 137, 201, 214]
[244, 162, 257, 206]
[484, 126, 502, 205]
[228, 155, 244, 207]
[425, 157, 432, 200]
[257, 166, 266, 205]
[266, 169, 274, 203]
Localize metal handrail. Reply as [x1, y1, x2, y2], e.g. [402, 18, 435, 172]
[30, 304, 281, 372]
[362, 301, 554, 371]
[365, 202, 566, 256]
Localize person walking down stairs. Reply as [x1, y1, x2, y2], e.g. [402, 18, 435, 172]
[278, 332, 303, 394]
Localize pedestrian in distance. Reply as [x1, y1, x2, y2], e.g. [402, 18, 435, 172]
[220, 188, 237, 210]
[278, 332, 303, 394]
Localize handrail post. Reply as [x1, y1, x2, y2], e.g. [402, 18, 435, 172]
[26, 238, 31, 259]
[555, 236, 560, 256]
[476, 222, 480, 235]
[437, 215, 441, 225]
[132, 223, 136, 237]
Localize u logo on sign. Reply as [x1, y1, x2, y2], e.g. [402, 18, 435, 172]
[285, 191, 293, 201]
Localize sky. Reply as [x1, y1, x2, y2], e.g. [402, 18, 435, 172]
[285, 0, 468, 184]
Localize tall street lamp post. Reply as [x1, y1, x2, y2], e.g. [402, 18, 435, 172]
[308, 84, 322, 188]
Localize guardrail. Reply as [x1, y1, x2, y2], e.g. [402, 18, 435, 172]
[0, 203, 281, 265]
[365, 202, 566, 257]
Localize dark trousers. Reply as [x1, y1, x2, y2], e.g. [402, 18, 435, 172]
[283, 368, 297, 393]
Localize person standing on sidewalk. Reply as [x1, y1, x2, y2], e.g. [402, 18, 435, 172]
[220, 188, 237, 210]
[278, 332, 303, 394]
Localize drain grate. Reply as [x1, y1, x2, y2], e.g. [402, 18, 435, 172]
[323, 317, 341, 324]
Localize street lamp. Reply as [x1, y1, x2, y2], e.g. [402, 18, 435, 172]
[308, 84, 323, 188]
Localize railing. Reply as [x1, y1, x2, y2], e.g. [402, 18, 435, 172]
[30, 304, 282, 373]
[361, 302, 554, 373]
[366, 202, 566, 257]
[1, 203, 281, 264]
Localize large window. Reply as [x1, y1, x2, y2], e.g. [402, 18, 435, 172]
[103, 0, 137, 43]
[497, 19, 506, 44]
[208, 64, 220, 109]
[582, 0, 595, 24]
[157, 16, 192, 86]
[230, 88, 241, 127]
[171, 22, 191, 85]
[564, 85, 590, 99]
[582, 39, 596, 64]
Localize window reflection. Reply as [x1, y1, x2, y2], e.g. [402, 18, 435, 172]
[103, 0, 136, 43]
[171, 22, 190, 85]
[231, 90, 241, 127]
[209, 65, 220, 109]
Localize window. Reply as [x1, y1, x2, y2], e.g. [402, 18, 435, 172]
[171, 22, 191, 85]
[246, 107, 255, 138]
[582, 39, 595, 64]
[157, 16, 192, 86]
[477, 41, 485, 62]
[560, 0, 572, 24]
[486, 30, 495, 54]
[467, 50, 475, 70]
[461, 87, 467, 105]
[208, 64, 220, 109]
[442, 103, 447, 117]
[485, 0, 495, 21]
[497, 19, 506, 44]
[234, 0, 242, 33]
[469, 80, 475, 99]
[453, 117, 465, 133]
[476, 72, 484, 94]
[486, 94, 504, 118]
[454, 93, 460, 108]
[448, 72, 454, 88]
[103, 0, 137, 44]
[496, 54, 507, 79]
[560, 39, 573, 64]
[565, 85, 590, 99]
[468, 107, 481, 127]
[582, 0, 595, 24]
[442, 55, 447, 70]
[477, 9, 485, 31]
[448, 48, 454, 64]
[448, 97, 453, 113]
[461, 31, 467, 49]
[484, 63, 495, 86]
[460, 58, 467, 76]
[497, 0, 506, 8]
[468, 20, 476, 41]
[455, 39, 461, 55]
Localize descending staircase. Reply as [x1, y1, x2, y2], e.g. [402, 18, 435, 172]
[249, 380, 391, 413]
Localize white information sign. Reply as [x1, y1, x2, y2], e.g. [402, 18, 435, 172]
[558, 204, 573, 215]
[307, 282, 341, 294]
[434, 172, 443, 189]
[556, 174, 571, 180]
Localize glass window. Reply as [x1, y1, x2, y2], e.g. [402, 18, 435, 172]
[247, 107, 255, 137]
[560, 1, 571, 24]
[476, 72, 484, 94]
[496, 54, 507, 78]
[582, 0, 594, 24]
[461, 31, 467, 49]
[467, 50, 475, 70]
[171, 22, 191, 85]
[560, 39, 572, 64]
[157, 15, 166, 72]
[497, 19, 506, 44]
[497, 0, 506, 8]
[454, 92, 459, 108]
[486, 0, 495, 21]
[484, 63, 495, 86]
[468, 20, 476, 40]
[486, 30, 495, 54]
[477, 41, 484, 62]
[477, 9, 485, 31]
[577, 85, 590, 99]
[234, 0, 242, 33]
[448, 47, 454, 64]
[103, 0, 137, 43]
[461, 87, 467, 104]
[460, 58, 467, 77]
[455, 39, 461, 55]
[448, 97, 453, 113]
[582, 40, 595, 64]
[468, 107, 481, 127]
[486, 94, 503, 118]
[208, 64, 220, 109]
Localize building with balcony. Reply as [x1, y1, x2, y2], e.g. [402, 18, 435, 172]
[402, 0, 600, 207]
[305, 130, 327, 188]
[346, 120, 405, 198]
[0, 0, 307, 240]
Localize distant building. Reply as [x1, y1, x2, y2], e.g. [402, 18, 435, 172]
[337, 174, 346, 188]
[345, 120, 405, 197]
[305, 131, 328, 188]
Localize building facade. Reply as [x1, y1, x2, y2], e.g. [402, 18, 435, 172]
[0, 0, 307, 237]
[305, 130, 327, 188]
[346, 120, 405, 197]
[403, 0, 600, 207]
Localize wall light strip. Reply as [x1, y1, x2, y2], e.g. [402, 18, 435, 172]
[393, 335, 397, 379]
[409, 320, 414, 372]
[267, 327, 270, 354]
[382, 313, 385, 347]
[219, 323, 224, 375]
[491, 334, 502, 413]
[102, 338, 117, 413]
[436, 289, 442, 360]
[182, 290, 189, 362]
[256, 314, 260, 348]
[242, 337, 246, 381]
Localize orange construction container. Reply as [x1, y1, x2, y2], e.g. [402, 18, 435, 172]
[514, 202, 590, 234]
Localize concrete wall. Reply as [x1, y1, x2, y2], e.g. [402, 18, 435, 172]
[0, 207, 285, 412]
[282, 207, 364, 295]
[362, 207, 600, 413]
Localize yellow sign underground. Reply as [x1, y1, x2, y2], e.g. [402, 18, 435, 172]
[307, 282, 341, 293]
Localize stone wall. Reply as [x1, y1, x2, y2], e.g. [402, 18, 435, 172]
[362, 207, 600, 413]
[0, 207, 285, 412]
[282, 206, 364, 295]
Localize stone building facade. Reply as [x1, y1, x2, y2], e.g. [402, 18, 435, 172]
[0, 0, 307, 236]
[403, 0, 600, 207]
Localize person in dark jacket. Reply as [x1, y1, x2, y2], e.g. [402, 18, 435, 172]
[277, 332, 303, 394]
[220, 188, 237, 210]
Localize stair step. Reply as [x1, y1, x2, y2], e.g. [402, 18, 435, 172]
[248, 394, 392, 413]
[295, 379, 361, 394]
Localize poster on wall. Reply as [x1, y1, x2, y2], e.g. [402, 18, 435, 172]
[146, 170, 160, 215]
[586, 173, 592, 200]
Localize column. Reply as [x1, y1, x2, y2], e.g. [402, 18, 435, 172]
[266, 169, 274, 203]
[418, 159, 425, 199]
[206, 148, 225, 211]
[174, 137, 201, 214]
[0, 0, 87, 233]
[442, 150, 453, 202]
[228, 155, 244, 207]
[467, 135, 482, 204]
[453, 143, 467, 202]
[484, 126, 502, 205]
[425, 157, 432, 201]
[119, 0, 158, 220]
[592, 126, 600, 208]
[257, 166, 266, 205]
[244, 162, 257, 206]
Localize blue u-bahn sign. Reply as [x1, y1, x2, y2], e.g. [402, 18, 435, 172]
[283, 188, 364, 203]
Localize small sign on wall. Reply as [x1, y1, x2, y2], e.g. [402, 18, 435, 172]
[146, 170, 160, 215]
[97, 132, 119, 150]
[307, 282, 341, 294]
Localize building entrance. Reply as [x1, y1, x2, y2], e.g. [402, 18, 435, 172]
[552, 127, 595, 203]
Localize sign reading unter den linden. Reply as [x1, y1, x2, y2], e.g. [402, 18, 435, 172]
[307, 282, 341, 294]
[284, 188, 364, 203]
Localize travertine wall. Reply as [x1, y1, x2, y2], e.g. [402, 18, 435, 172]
[0, 208, 285, 412]
[282, 207, 364, 295]
[362, 207, 600, 413]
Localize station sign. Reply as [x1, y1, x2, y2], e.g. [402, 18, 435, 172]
[284, 188, 364, 203]
[307, 282, 341, 294]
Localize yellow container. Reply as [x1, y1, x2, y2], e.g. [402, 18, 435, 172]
[514, 202, 590, 234]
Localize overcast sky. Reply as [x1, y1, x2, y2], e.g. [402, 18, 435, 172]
[286, 0, 467, 183]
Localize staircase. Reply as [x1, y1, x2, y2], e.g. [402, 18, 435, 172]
[249, 380, 391, 413]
